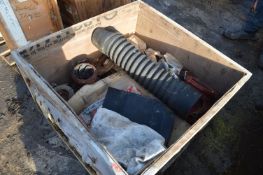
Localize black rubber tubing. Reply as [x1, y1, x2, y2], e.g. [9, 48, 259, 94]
[91, 26, 203, 119]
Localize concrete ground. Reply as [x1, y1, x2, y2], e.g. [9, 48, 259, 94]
[0, 0, 263, 174]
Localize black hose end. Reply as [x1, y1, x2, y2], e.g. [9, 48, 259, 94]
[92, 26, 119, 53]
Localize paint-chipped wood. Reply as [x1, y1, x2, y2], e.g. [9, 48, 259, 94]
[0, 0, 28, 49]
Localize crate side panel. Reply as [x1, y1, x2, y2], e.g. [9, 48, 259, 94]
[136, 3, 247, 94]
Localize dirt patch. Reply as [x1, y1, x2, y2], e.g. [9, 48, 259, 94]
[0, 61, 87, 175]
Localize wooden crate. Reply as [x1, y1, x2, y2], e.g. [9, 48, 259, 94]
[0, 0, 63, 50]
[11, 1, 252, 175]
[58, 0, 131, 26]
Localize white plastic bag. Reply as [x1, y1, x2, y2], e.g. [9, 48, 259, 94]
[90, 108, 166, 175]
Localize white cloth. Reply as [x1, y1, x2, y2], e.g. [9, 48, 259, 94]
[90, 108, 166, 175]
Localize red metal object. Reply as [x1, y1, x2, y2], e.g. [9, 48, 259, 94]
[183, 71, 216, 98]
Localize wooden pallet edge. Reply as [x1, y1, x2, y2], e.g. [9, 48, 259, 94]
[0, 53, 15, 66]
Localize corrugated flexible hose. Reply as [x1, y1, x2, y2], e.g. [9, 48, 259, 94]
[91, 26, 202, 119]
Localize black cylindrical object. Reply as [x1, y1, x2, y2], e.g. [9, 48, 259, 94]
[91, 26, 202, 118]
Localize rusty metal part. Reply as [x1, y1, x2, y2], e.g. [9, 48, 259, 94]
[72, 63, 97, 85]
[96, 55, 115, 76]
[54, 84, 74, 101]
[180, 70, 217, 98]
[70, 54, 114, 78]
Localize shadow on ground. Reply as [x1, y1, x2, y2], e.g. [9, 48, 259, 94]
[0, 62, 88, 174]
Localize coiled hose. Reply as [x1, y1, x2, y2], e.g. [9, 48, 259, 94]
[91, 26, 203, 119]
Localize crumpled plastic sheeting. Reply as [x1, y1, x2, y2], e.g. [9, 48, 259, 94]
[90, 108, 166, 175]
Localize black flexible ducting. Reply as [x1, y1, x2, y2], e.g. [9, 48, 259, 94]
[91, 26, 202, 119]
